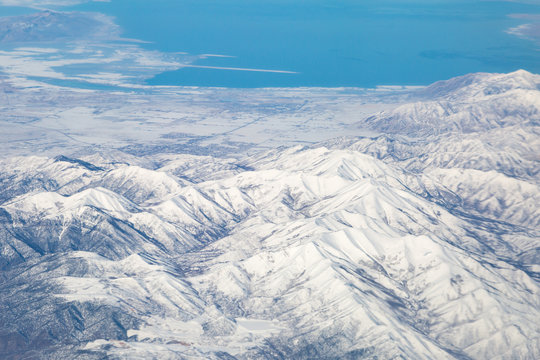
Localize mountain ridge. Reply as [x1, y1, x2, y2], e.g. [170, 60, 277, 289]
[0, 70, 539, 359]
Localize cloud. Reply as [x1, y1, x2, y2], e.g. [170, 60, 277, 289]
[506, 14, 540, 44]
[507, 23, 540, 40]
[180, 65, 297, 74]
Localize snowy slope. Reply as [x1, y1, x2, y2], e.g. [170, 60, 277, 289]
[0, 70, 539, 359]
[362, 70, 540, 136]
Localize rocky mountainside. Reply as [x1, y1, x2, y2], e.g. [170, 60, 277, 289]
[0, 71, 539, 359]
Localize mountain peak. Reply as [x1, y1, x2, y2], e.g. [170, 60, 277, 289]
[416, 69, 540, 100]
[1, 71, 539, 359]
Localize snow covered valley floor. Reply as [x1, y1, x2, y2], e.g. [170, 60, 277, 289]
[0, 70, 539, 359]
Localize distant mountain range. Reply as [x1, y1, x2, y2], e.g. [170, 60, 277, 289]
[0, 70, 539, 359]
[0, 10, 119, 43]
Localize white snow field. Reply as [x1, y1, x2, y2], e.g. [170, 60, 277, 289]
[0, 70, 539, 359]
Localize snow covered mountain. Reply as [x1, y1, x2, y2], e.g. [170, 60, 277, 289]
[0, 71, 539, 359]
[0, 10, 119, 43]
[362, 70, 540, 136]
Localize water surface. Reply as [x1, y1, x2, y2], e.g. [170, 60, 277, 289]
[62, 0, 540, 87]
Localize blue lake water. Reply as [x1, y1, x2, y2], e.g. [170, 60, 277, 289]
[59, 0, 540, 87]
[0, 6, 34, 16]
